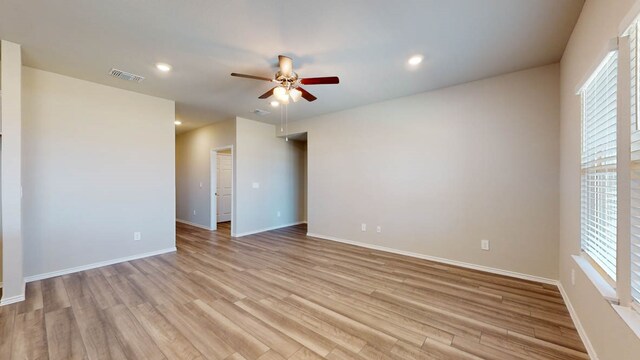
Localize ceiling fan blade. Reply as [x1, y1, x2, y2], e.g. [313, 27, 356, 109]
[297, 87, 317, 102]
[230, 73, 273, 82]
[258, 87, 276, 99]
[279, 55, 293, 77]
[300, 76, 340, 85]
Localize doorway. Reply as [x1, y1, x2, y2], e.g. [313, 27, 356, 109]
[284, 132, 308, 227]
[210, 146, 233, 233]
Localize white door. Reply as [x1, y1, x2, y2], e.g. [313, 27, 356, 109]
[216, 153, 232, 222]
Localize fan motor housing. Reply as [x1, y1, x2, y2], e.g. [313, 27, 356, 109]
[275, 71, 299, 84]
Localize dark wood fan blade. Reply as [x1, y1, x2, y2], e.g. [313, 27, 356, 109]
[231, 73, 273, 82]
[300, 76, 339, 85]
[278, 55, 293, 77]
[259, 87, 276, 99]
[297, 87, 317, 102]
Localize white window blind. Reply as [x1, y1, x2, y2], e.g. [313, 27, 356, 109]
[630, 22, 640, 304]
[581, 50, 618, 282]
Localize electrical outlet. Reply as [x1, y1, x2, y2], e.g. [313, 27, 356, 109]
[361, 223, 367, 232]
[277, 211, 281, 217]
[376, 226, 381, 233]
[134, 232, 141, 241]
[481, 239, 490, 251]
[571, 269, 576, 286]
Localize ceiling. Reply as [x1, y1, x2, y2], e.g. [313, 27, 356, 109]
[0, 0, 584, 134]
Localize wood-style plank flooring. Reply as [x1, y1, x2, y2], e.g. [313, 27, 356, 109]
[0, 222, 589, 359]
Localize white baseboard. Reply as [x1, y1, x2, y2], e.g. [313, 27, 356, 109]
[306, 232, 557, 285]
[0, 294, 25, 306]
[557, 282, 598, 359]
[233, 221, 306, 238]
[24, 247, 177, 283]
[176, 218, 213, 231]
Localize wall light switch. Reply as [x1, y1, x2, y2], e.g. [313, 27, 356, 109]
[134, 232, 141, 241]
[252, 182, 260, 189]
[376, 226, 381, 233]
[361, 223, 367, 232]
[277, 211, 281, 217]
[481, 239, 490, 251]
[199, 182, 203, 188]
[193, 209, 196, 215]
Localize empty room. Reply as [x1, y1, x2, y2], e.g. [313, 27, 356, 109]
[1, 0, 640, 359]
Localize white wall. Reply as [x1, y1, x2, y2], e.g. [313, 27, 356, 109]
[235, 117, 306, 236]
[175, 119, 235, 228]
[22, 67, 176, 278]
[560, 0, 640, 358]
[1, 40, 24, 302]
[282, 64, 561, 279]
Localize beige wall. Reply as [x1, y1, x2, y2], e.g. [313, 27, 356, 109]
[235, 117, 306, 236]
[1, 40, 24, 302]
[560, 0, 640, 358]
[283, 64, 561, 279]
[22, 67, 176, 278]
[175, 119, 235, 228]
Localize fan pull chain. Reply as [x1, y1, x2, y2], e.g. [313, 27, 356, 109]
[285, 104, 289, 142]
[280, 104, 284, 132]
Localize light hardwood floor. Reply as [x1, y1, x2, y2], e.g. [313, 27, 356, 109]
[0, 222, 588, 359]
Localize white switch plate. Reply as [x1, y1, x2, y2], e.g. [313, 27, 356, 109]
[134, 232, 141, 241]
[361, 223, 367, 231]
[199, 182, 203, 188]
[376, 226, 381, 233]
[481, 239, 490, 251]
[277, 211, 281, 217]
[193, 209, 196, 215]
[252, 182, 260, 189]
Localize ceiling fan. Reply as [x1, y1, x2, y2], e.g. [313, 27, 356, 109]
[231, 55, 339, 104]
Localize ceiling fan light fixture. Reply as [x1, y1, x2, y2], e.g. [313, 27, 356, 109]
[290, 88, 302, 102]
[270, 101, 280, 107]
[274, 86, 289, 102]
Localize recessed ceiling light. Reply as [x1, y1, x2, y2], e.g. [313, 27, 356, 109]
[408, 55, 423, 66]
[156, 63, 172, 72]
[270, 101, 280, 107]
[174, 120, 182, 125]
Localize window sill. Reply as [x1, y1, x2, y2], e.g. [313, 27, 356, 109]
[612, 305, 640, 338]
[572, 255, 619, 304]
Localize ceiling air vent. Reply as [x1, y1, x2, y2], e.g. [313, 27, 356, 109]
[252, 109, 270, 116]
[108, 68, 145, 83]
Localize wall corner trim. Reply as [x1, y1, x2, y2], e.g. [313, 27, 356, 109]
[557, 281, 599, 360]
[23, 247, 177, 283]
[176, 218, 214, 231]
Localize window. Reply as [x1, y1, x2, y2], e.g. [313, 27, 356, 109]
[580, 50, 619, 282]
[630, 22, 640, 306]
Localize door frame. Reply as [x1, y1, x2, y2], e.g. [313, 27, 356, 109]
[210, 145, 234, 234]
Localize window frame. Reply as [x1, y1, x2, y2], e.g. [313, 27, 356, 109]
[579, 49, 620, 285]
